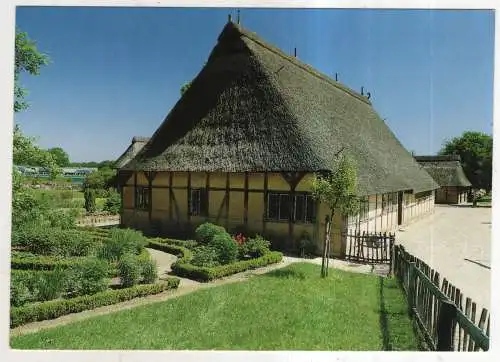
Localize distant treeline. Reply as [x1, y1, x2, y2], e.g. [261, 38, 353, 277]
[69, 160, 116, 169]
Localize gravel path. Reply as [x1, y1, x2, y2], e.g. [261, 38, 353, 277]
[395, 204, 491, 312]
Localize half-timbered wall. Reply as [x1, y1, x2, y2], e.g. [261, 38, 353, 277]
[121, 171, 435, 256]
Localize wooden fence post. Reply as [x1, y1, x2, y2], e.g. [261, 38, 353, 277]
[389, 234, 395, 276]
[408, 261, 417, 313]
[436, 300, 457, 351]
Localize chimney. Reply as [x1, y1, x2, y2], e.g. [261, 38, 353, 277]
[335, 73, 338, 81]
[228, 14, 232, 23]
[237, 10, 240, 24]
[294, 47, 297, 57]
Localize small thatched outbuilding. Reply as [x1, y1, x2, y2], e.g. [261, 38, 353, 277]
[415, 155, 472, 204]
[117, 20, 438, 255]
[114, 137, 150, 169]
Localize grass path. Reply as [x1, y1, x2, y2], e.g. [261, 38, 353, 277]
[11, 263, 418, 350]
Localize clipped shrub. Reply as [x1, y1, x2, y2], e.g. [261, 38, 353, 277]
[242, 235, 271, 258]
[137, 253, 158, 284]
[66, 257, 110, 297]
[209, 232, 239, 265]
[147, 239, 193, 262]
[191, 245, 220, 267]
[195, 223, 226, 245]
[11, 252, 86, 271]
[10, 278, 180, 328]
[12, 226, 96, 257]
[118, 253, 141, 287]
[172, 251, 283, 282]
[161, 238, 198, 250]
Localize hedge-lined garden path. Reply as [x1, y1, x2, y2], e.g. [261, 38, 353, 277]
[11, 250, 386, 337]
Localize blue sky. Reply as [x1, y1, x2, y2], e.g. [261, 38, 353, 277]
[14, 7, 494, 163]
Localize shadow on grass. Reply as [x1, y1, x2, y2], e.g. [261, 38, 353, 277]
[378, 277, 424, 351]
[263, 269, 306, 280]
[379, 277, 392, 351]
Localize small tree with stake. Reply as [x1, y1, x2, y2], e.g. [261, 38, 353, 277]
[311, 153, 360, 278]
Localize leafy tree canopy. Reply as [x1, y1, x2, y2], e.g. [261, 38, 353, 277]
[439, 131, 493, 191]
[13, 125, 60, 178]
[48, 147, 70, 167]
[14, 29, 50, 113]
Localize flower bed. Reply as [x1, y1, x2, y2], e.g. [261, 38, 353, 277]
[10, 278, 180, 328]
[148, 228, 283, 282]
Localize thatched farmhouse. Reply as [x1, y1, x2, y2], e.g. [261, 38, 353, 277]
[116, 20, 438, 255]
[415, 155, 472, 204]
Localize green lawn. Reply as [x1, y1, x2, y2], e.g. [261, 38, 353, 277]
[11, 263, 418, 351]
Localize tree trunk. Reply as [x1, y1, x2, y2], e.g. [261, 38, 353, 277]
[321, 213, 333, 278]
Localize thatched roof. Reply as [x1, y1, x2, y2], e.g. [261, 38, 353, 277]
[415, 155, 472, 188]
[115, 136, 150, 169]
[121, 21, 438, 196]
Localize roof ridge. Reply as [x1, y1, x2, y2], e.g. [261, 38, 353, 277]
[230, 22, 372, 106]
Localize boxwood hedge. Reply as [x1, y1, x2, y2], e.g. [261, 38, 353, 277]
[10, 278, 180, 328]
[148, 239, 283, 282]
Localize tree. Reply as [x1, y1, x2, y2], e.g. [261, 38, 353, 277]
[13, 125, 61, 178]
[84, 188, 97, 214]
[439, 131, 493, 192]
[48, 147, 70, 167]
[14, 29, 50, 112]
[311, 154, 360, 277]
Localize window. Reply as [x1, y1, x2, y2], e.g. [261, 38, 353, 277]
[135, 187, 150, 209]
[359, 196, 369, 221]
[266, 192, 316, 223]
[190, 188, 208, 216]
[294, 193, 316, 223]
[267, 193, 291, 221]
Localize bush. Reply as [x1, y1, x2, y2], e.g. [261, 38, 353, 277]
[297, 234, 316, 257]
[98, 228, 147, 262]
[66, 258, 110, 297]
[10, 269, 68, 306]
[147, 239, 193, 262]
[84, 188, 97, 213]
[118, 253, 141, 287]
[10, 273, 34, 307]
[161, 238, 198, 249]
[34, 267, 68, 302]
[172, 251, 283, 282]
[10, 278, 180, 328]
[190, 246, 220, 267]
[12, 225, 96, 257]
[209, 232, 239, 265]
[11, 252, 86, 271]
[195, 223, 226, 245]
[137, 253, 158, 284]
[242, 235, 271, 258]
[103, 188, 121, 214]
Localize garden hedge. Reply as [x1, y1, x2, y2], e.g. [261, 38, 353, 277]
[147, 238, 283, 282]
[11, 253, 119, 277]
[10, 278, 180, 328]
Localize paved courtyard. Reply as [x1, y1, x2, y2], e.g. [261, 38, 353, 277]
[395, 204, 491, 312]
